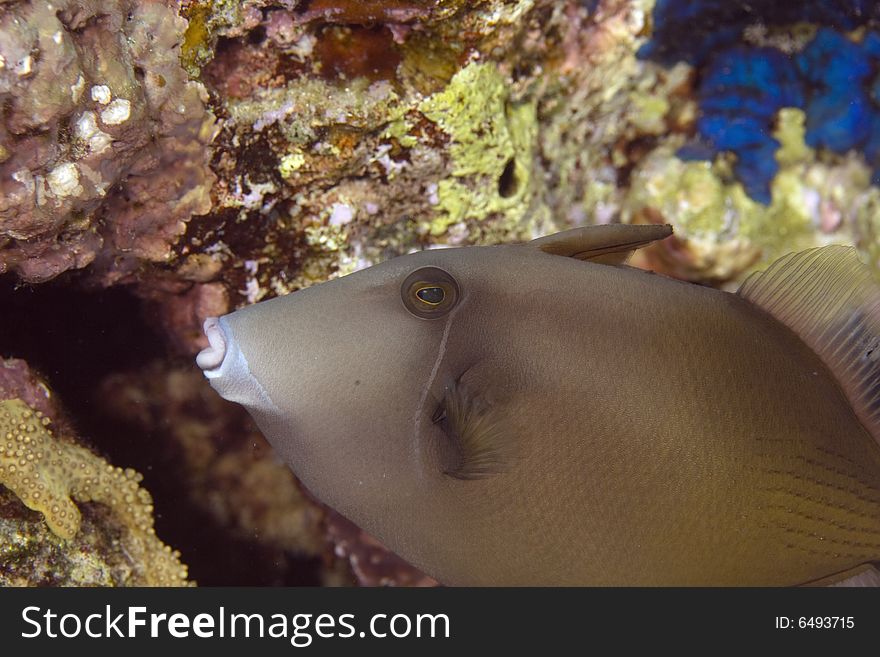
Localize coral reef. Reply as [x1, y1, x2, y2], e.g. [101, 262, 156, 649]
[683, 46, 803, 203]
[4, 0, 877, 299]
[641, 2, 880, 205]
[4, 0, 880, 586]
[2, 0, 662, 342]
[415, 62, 540, 235]
[1, 399, 147, 541]
[624, 108, 880, 283]
[0, 360, 190, 586]
[0, 0, 216, 284]
[176, 0, 576, 312]
[617, 0, 880, 282]
[0, 484, 185, 586]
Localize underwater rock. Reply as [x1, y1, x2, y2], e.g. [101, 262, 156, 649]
[534, 0, 666, 231]
[178, 0, 690, 316]
[0, 358, 56, 421]
[0, 359, 190, 586]
[416, 61, 540, 236]
[1, 0, 666, 334]
[0, 0, 216, 284]
[177, 0, 646, 311]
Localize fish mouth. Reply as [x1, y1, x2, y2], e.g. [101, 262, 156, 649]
[196, 317, 228, 377]
[194, 314, 281, 415]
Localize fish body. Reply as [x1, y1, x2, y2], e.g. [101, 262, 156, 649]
[197, 225, 880, 585]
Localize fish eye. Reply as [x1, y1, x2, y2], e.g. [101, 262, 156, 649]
[416, 286, 445, 305]
[401, 267, 459, 319]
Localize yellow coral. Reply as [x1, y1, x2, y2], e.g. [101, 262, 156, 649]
[0, 398, 190, 586]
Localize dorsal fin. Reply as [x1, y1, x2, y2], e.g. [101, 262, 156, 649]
[738, 246, 880, 447]
[530, 224, 673, 265]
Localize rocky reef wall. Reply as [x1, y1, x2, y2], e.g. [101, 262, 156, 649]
[2, 0, 880, 585]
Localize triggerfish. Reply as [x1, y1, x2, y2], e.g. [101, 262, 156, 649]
[196, 224, 880, 586]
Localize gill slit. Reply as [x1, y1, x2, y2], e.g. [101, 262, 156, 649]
[412, 305, 461, 461]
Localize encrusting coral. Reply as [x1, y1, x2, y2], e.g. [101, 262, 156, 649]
[0, 391, 190, 586]
[0, 0, 216, 284]
[2, 399, 146, 540]
[415, 62, 540, 236]
[177, 0, 566, 315]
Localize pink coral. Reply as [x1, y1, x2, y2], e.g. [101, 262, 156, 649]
[0, 358, 57, 423]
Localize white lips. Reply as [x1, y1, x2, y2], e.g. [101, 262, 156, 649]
[194, 315, 280, 414]
[196, 317, 227, 373]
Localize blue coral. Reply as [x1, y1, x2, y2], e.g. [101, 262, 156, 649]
[640, 0, 879, 65]
[641, 1, 880, 204]
[686, 47, 803, 202]
[796, 30, 874, 153]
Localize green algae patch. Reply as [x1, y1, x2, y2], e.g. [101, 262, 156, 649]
[229, 78, 405, 145]
[418, 62, 538, 235]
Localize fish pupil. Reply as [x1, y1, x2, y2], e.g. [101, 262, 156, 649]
[417, 286, 445, 305]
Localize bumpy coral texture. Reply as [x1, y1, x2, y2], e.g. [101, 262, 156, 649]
[0, 0, 216, 283]
[0, 397, 190, 585]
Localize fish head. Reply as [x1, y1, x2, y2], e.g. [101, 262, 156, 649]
[195, 244, 538, 521]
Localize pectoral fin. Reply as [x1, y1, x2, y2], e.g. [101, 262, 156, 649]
[433, 378, 514, 480]
[530, 223, 673, 265]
